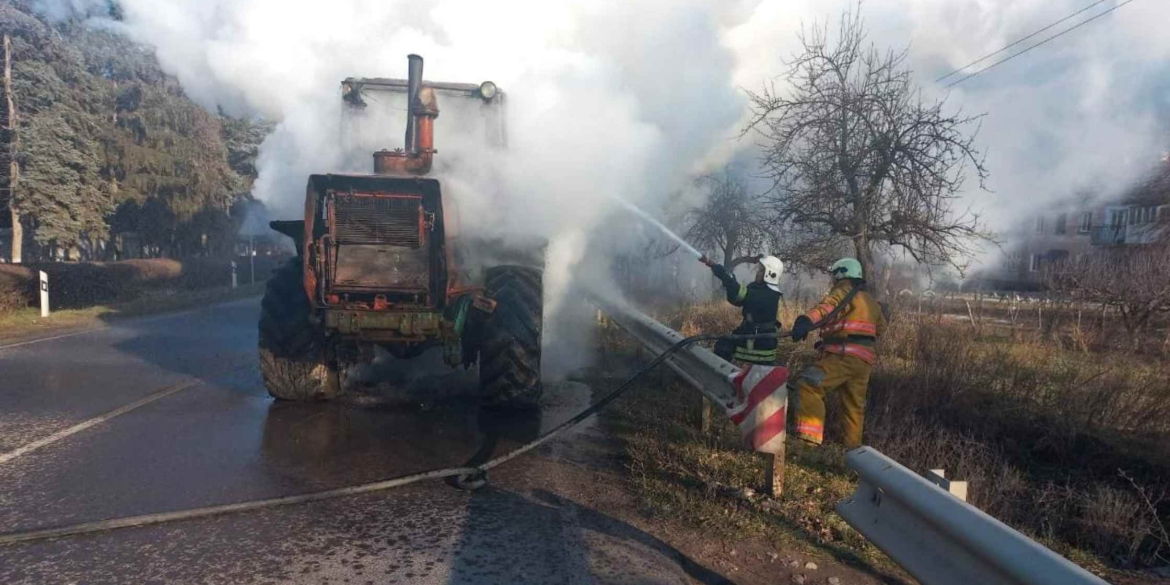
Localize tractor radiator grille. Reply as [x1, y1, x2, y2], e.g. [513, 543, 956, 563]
[332, 195, 421, 247]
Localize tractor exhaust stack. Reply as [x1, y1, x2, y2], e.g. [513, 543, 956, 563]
[373, 54, 438, 175]
[404, 54, 423, 155]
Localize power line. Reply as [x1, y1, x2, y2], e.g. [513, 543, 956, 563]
[936, 0, 1109, 83]
[944, 0, 1142, 89]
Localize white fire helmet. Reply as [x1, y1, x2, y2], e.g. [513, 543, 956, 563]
[760, 256, 784, 292]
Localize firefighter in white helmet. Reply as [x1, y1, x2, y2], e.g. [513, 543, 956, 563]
[701, 255, 785, 365]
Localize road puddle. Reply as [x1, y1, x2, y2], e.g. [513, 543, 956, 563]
[257, 372, 594, 489]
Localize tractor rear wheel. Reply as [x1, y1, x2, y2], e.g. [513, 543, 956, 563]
[258, 259, 341, 401]
[478, 266, 543, 408]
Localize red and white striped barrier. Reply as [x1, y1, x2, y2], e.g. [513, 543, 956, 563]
[727, 365, 789, 454]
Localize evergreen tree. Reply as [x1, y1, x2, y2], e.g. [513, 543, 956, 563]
[1, 3, 271, 259]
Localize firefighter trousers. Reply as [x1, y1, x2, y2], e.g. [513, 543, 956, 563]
[791, 352, 871, 448]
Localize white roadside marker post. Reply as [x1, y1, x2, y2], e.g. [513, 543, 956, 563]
[231, 261, 238, 289]
[39, 270, 49, 317]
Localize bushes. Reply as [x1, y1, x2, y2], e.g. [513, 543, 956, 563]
[0, 265, 35, 312]
[0, 260, 185, 310]
[0, 255, 288, 314]
[0, 271, 25, 313]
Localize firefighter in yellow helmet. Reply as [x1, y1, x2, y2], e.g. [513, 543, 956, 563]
[702, 255, 785, 365]
[788, 257, 885, 448]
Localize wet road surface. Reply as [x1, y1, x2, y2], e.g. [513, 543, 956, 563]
[0, 298, 722, 584]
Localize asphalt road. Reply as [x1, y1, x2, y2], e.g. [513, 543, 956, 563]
[0, 298, 722, 584]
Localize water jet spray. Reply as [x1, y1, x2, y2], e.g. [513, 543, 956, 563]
[609, 196, 703, 260]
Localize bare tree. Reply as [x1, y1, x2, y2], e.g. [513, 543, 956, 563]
[1, 34, 20, 264]
[684, 165, 770, 270]
[769, 218, 849, 274]
[1048, 244, 1170, 341]
[746, 6, 989, 291]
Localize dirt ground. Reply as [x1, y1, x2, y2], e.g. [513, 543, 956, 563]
[511, 460, 904, 585]
[495, 380, 909, 585]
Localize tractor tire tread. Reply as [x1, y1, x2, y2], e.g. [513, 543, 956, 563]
[258, 259, 339, 401]
[479, 266, 543, 408]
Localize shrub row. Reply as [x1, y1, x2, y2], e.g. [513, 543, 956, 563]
[0, 255, 288, 312]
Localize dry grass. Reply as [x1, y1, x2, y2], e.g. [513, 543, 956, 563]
[904, 294, 1170, 356]
[600, 299, 1170, 575]
[601, 371, 898, 575]
[867, 312, 1170, 567]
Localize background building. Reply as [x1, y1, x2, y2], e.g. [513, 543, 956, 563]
[974, 162, 1170, 290]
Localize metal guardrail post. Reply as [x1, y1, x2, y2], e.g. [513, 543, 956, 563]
[836, 447, 1109, 585]
[927, 468, 968, 502]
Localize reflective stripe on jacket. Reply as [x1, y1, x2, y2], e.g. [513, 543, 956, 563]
[805, 279, 885, 364]
[820, 320, 878, 336]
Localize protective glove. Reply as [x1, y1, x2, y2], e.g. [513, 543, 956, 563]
[710, 263, 729, 281]
[790, 315, 814, 342]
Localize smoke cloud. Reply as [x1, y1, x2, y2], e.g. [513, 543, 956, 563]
[37, 0, 1170, 236]
[31, 0, 1170, 365]
[37, 0, 752, 377]
[729, 0, 1170, 237]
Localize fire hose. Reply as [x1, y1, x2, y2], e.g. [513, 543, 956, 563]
[0, 330, 788, 547]
[0, 272, 862, 547]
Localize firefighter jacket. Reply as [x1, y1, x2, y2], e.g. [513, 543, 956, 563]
[717, 273, 782, 364]
[805, 279, 885, 365]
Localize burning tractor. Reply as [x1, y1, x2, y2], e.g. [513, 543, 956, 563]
[259, 55, 543, 407]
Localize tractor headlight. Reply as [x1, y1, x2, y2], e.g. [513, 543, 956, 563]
[478, 81, 498, 101]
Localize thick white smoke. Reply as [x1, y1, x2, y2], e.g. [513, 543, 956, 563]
[41, 0, 752, 377]
[74, 0, 748, 221]
[730, 0, 1170, 235]
[33, 0, 1170, 360]
[37, 0, 1170, 242]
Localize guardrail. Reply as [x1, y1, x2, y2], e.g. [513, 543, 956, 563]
[837, 448, 1108, 585]
[594, 294, 1111, 585]
[590, 293, 741, 411]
